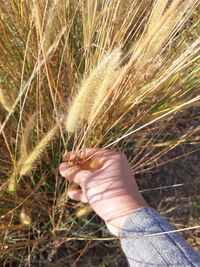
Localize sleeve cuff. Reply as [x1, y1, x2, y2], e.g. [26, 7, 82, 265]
[119, 207, 200, 266]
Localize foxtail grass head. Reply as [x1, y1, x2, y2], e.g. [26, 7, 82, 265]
[65, 48, 122, 133]
[8, 172, 17, 194]
[20, 124, 59, 176]
[0, 88, 12, 112]
[20, 209, 32, 226]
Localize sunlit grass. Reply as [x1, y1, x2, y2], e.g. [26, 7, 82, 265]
[0, 0, 200, 264]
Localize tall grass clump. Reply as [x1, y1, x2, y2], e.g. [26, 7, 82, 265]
[0, 0, 200, 265]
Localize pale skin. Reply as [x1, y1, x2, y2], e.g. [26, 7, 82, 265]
[59, 149, 147, 236]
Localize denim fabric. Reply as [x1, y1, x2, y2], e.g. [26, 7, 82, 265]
[120, 207, 200, 266]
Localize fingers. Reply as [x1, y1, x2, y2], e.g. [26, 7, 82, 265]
[59, 163, 81, 183]
[62, 151, 80, 163]
[63, 148, 120, 161]
[68, 189, 88, 203]
[63, 148, 106, 163]
[59, 162, 97, 184]
[60, 148, 106, 176]
[76, 148, 115, 169]
[94, 151, 125, 170]
[59, 148, 120, 184]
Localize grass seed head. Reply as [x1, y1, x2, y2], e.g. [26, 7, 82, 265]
[76, 205, 93, 218]
[0, 88, 12, 112]
[66, 48, 122, 133]
[19, 125, 59, 176]
[20, 209, 32, 226]
[8, 172, 17, 194]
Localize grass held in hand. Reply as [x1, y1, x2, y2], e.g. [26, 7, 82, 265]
[0, 0, 199, 265]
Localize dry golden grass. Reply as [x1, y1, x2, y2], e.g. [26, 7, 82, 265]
[0, 0, 199, 264]
[19, 124, 59, 177]
[66, 48, 121, 132]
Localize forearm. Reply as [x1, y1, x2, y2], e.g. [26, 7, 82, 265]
[120, 207, 200, 266]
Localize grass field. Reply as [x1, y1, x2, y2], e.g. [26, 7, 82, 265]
[0, 0, 200, 266]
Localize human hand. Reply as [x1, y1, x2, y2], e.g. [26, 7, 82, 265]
[59, 149, 147, 236]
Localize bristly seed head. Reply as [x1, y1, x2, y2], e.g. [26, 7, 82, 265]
[65, 48, 122, 133]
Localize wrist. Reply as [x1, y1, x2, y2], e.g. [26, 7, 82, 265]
[106, 198, 148, 236]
